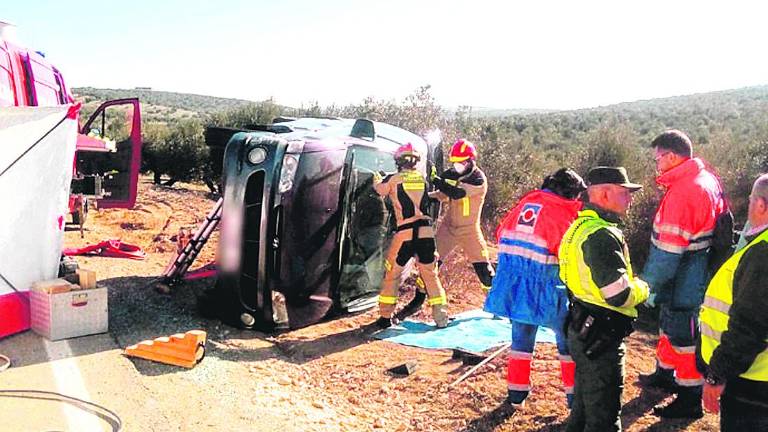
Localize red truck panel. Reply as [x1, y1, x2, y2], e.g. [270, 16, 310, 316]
[0, 43, 16, 106]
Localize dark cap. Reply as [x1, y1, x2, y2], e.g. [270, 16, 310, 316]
[587, 166, 642, 191]
[541, 168, 587, 200]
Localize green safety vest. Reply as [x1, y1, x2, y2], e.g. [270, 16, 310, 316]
[558, 209, 645, 318]
[700, 228, 768, 381]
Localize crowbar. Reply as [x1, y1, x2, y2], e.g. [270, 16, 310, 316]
[449, 343, 511, 387]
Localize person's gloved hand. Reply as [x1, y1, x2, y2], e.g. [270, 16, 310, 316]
[430, 166, 438, 181]
[432, 176, 447, 190]
[646, 292, 657, 308]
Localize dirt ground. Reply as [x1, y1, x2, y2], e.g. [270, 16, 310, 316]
[0, 178, 720, 431]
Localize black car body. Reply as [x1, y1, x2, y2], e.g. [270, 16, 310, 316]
[206, 118, 441, 330]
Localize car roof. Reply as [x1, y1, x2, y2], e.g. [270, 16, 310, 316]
[278, 118, 428, 155]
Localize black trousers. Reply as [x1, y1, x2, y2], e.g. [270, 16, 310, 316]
[566, 327, 625, 432]
[721, 391, 768, 432]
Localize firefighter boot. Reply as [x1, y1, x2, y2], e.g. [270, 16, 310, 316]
[639, 366, 677, 393]
[432, 304, 449, 328]
[394, 290, 427, 322]
[652, 386, 703, 419]
[472, 262, 495, 293]
[375, 317, 394, 329]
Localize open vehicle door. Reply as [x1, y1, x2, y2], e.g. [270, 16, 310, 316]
[335, 145, 397, 311]
[76, 98, 141, 209]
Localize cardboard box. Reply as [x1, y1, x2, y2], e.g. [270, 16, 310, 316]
[30, 285, 108, 341]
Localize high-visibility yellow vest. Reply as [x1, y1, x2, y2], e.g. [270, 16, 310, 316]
[558, 209, 645, 317]
[700, 228, 768, 381]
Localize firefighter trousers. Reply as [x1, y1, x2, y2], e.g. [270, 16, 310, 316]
[435, 224, 493, 289]
[378, 226, 448, 327]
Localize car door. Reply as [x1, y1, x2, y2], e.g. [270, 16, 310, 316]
[336, 145, 397, 310]
[77, 98, 142, 209]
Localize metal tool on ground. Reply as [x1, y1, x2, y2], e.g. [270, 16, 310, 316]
[124, 330, 207, 368]
[161, 197, 222, 285]
[451, 348, 486, 366]
[449, 343, 511, 387]
[387, 360, 418, 376]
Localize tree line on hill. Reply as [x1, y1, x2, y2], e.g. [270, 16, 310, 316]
[74, 85, 768, 266]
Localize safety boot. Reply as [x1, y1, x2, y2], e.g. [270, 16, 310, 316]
[652, 386, 703, 419]
[374, 317, 394, 329]
[394, 291, 426, 321]
[432, 304, 449, 328]
[506, 390, 528, 408]
[639, 367, 677, 393]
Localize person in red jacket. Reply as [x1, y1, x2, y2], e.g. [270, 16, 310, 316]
[639, 130, 728, 419]
[484, 168, 586, 408]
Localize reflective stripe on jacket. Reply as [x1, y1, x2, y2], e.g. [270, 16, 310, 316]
[435, 167, 487, 229]
[373, 169, 431, 227]
[484, 190, 581, 324]
[652, 158, 725, 254]
[558, 209, 649, 318]
[700, 228, 768, 381]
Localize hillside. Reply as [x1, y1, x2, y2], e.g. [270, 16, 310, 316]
[73, 87, 260, 122]
[76, 84, 768, 263]
[74, 84, 768, 127]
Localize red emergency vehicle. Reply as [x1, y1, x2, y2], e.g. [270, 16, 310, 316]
[0, 22, 142, 224]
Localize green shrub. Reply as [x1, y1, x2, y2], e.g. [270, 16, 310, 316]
[186, 84, 768, 260]
[141, 119, 207, 186]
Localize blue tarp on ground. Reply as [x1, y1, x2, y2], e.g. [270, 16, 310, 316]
[373, 309, 557, 352]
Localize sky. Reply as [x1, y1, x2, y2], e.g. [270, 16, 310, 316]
[4, 0, 768, 110]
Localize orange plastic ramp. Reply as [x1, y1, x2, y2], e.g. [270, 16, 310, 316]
[124, 330, 206, 368]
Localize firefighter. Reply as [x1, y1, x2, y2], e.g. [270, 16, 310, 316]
[698, 174, 768, 431]
[558, 166, 649, 432]
[372, 143, 449, 329]
[433, 139, 493, 286]
[394, 138, 492, 321]
[484, 168, 586, 408]
[639, 130, 727, 419]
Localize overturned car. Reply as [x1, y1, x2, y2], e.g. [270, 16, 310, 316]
[201, 118, 442, 330]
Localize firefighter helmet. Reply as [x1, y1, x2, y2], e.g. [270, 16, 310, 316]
[394, 142, 420, 164]
[449, 139, 477, 162]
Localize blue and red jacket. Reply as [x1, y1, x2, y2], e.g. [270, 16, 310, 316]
[643, 158, 726, 308]
[484, 190, 582, 325]
[651, 158, 725, 254]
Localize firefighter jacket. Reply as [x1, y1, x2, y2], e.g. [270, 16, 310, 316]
[699, 225, 768, 403]
[484, 190, 582, 325]
[558, 205, 649, 318]
[373, 169, 432, 229]
[432, 166, 487, 230]
[643, 158, 726, 304]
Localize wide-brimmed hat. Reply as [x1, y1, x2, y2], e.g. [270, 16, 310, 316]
[587, 166, 642, 191]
